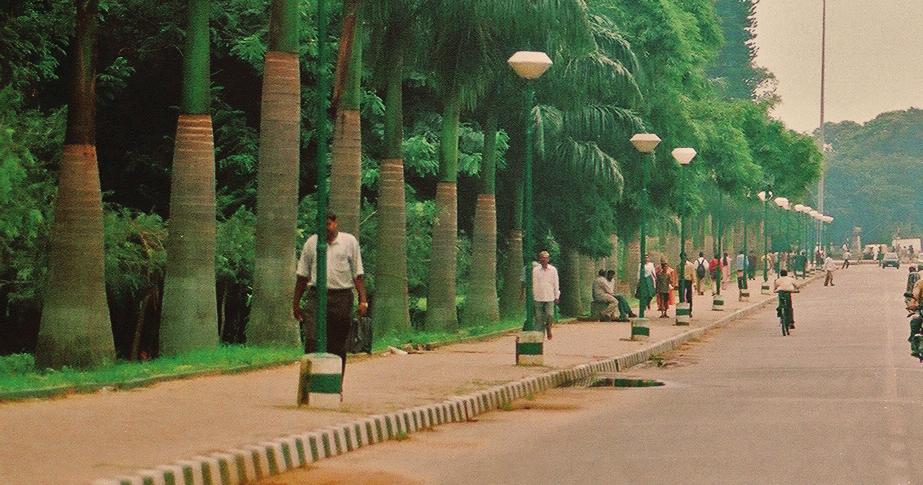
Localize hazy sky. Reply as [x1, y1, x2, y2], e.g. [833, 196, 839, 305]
[754, 0, 923, 133]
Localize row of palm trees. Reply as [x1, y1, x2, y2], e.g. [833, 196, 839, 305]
[36, 0, 642, 368]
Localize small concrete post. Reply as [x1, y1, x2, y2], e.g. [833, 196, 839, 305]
[516, 331, 544, 365]
[631, 317, 650, 340]
[297, 353, 342, 409]
[712, 293, 725, 311]
[675, 302, 691, 325]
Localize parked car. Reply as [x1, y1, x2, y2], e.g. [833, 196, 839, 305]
[881, 252, 900, 269]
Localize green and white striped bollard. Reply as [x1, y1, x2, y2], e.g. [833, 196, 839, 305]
[712, 293, 725, 311]
[516, 331, 544, 365]
[631, 318, 650, 341]
[761, 281, 771, 295]
[739, 287, 750, 302]
[298, 353, 342, 409]
[675, 302, 691, 326]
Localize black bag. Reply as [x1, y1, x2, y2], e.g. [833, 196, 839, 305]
[347, 315, 373, 355]
[695, 260, 707, 279]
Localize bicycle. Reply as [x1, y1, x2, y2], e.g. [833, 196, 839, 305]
[776, 290, 796, 336]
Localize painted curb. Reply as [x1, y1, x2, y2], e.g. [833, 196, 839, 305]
[94, 275, 821, 485]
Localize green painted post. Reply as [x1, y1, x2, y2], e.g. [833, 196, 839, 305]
[715, 193, 722, 296]
[522, 84, 535, 332]
[763, 195, 769, 282]
[313, 0, 331, 351]
[742, 218, 748, 288]
[636, 152, 652, 319]
[678, 168, 687, 304]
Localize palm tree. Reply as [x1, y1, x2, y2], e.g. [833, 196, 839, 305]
[365, 0, 422, 334]
[329, 0, 362, 236]
[247, 0, 302, 346]
[35, 0, 115, 368]
[159, 0, 219, 356]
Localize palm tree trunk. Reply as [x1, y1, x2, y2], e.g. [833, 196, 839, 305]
[580, 254, 596, 312]
[461, 115, 499, 326]
[425, 91, 461, 331]
[559, 246, 582, 317]
[160, 0, 218, 355]
[372, 49, 411, 334]
[329, 6, 362, 236]
[248, 0, 301, 346]
[35, 0, 115, 369]
[499, 158, 523, 320]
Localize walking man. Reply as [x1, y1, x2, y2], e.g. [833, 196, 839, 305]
[293, 211, 368, 374]
[532, 250, 560, 339]
[694, 252, 709, 296]
[735, 250, 747, 294]
[842, 248, 851, 269]
[823, 253, 836, 286]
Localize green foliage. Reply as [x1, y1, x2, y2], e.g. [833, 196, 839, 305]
[824, 109, 923, 243]
[103, 207, 167, 301]
[0, 345, 301, 397]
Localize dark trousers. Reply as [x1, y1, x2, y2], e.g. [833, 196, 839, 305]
[737, 275, 746, 290]
[302, 287, 355, 373]
[824, 271, 834, 286]
[682, 280, 693, 316]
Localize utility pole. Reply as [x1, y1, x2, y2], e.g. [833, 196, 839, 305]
[816, 0, 827, 249]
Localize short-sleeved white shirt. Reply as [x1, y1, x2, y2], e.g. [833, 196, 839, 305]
[296, 232, 364, 289]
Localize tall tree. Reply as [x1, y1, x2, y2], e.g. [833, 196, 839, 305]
[365, 0, 421, 334]
[461, 114, 500, 324]
[35, 0, 116, 368]
[329, 0, 362, 236]
[247, 0, 301, 346]
[159, 0, 218, 355]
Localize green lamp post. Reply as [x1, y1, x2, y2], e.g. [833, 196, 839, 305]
[740, 205, 750, 302]
[672, 147, 696, 325]
[508, 51, 552, 365]
[630, 133, 661, 341]
[712, 189, 725, 311]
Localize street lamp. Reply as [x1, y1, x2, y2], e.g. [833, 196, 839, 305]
[630, 133, 661, 340]
[508, 51, 552, 366]
[672, 147, 696, 325]
[758, 188, 772, 294]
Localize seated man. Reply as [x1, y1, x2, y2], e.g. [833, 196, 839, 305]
[606, 270, 635, 321]
[592, 270, 620, 321]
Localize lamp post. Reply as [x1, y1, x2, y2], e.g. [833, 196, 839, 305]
[757, 188, 772, 294]
[630, 133, 661, 340]
[672, 148, 696, 325]
[300, 0, 340, 409]
[712, 188, 725, 312]
[508, 51, 552, 365]
[740, 204, 750, 302]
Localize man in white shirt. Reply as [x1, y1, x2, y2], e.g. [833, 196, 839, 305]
[823, 255, 836, 286]
[532, 250, 560, 339]
[293, 212, 368, 372]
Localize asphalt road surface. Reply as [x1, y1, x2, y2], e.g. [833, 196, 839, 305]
[260, 264, 923, 485]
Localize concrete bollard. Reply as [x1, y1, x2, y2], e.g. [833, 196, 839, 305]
[297, 353, 343, 409]
[712, 294, 725, 311]
[516, 331, 544, 365]
[631, 318, 650, 341]
[760, 281, 771, 295]
[675, 303, 691, 326]
[739, 288, 750, 302]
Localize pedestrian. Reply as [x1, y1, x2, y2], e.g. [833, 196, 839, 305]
[842, 248, 851, 269]
[592, 270, 619, 322]
[748, 251, 757, 280]
[721, 252, 731, 290]
[735, 251, 747, 293]
[293, 211, 369, 374]
[655, 259, 675, 318]
[531, 250, 560, 339]
[694, 252, 709, 296]
[906, 266, 920, 294]
[637, 253, 656, 313]
[823, 254, 836, 286]
[683, 255, 696, 317]
[709, 253, 721, 294]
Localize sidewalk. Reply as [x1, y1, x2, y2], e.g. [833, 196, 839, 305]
[0, 276, 815, 485]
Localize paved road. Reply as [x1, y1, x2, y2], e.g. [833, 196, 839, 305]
[261, 264, 923, 484]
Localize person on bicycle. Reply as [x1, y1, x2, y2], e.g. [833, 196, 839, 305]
[774, 269, 798, 329]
